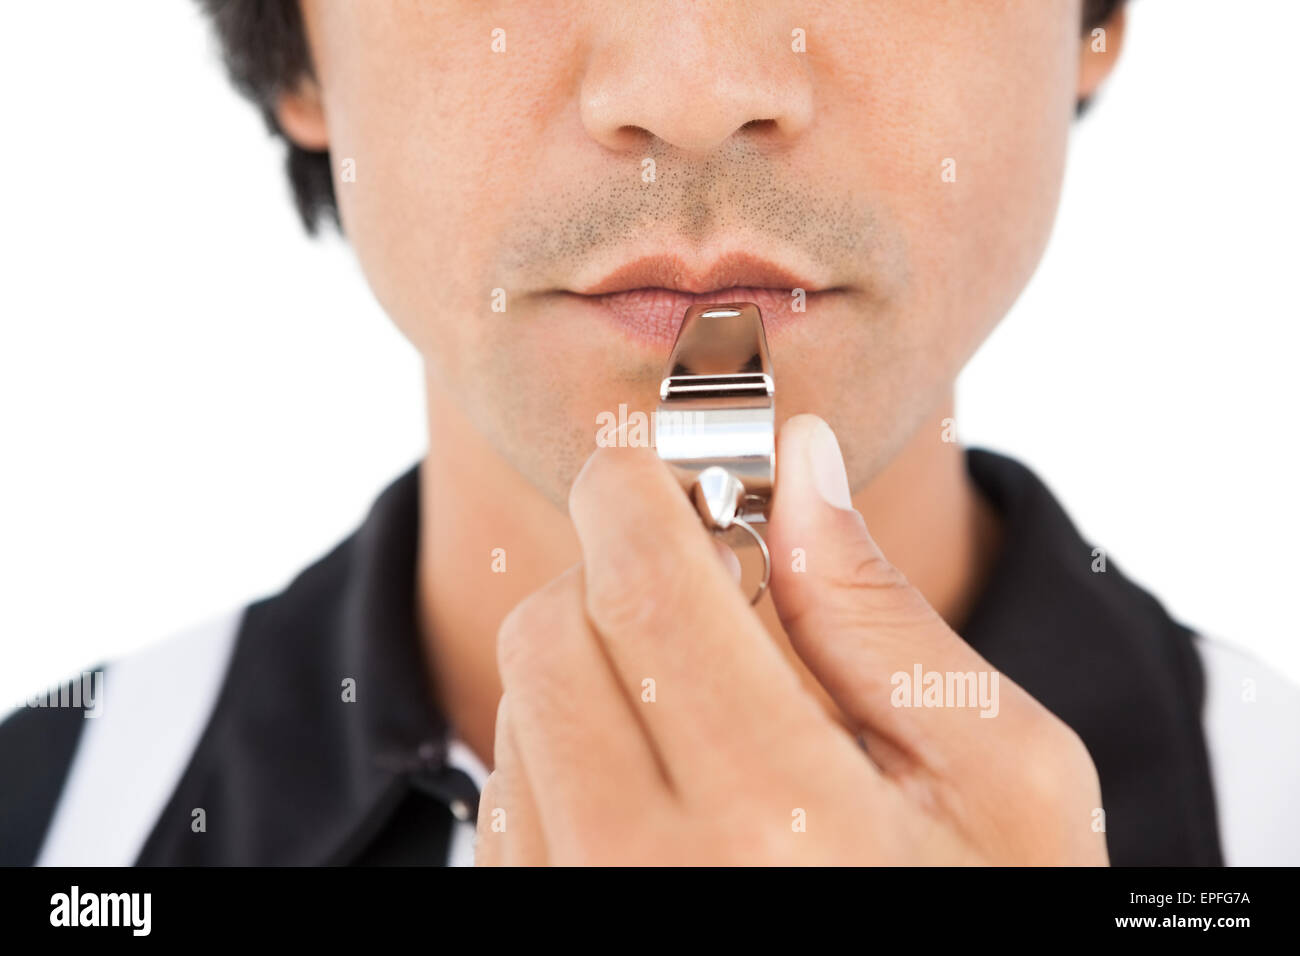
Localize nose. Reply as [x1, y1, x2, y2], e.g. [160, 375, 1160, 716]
[579, 2, 814, 154]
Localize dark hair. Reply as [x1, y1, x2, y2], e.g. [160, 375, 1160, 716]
[198, 0, 1128, 235]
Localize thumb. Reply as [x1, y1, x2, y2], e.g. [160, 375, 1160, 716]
[767, 413, 931, 630]
[766, 414, 1002, 763]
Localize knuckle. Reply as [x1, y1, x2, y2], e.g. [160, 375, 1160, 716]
[1019, 718, 1098, 804]
[496, 575, 589, 721]
[585, 550, 685, 638]
[839, 541, 913, 595]
[496, 584, 566, 678]
[495, 600, 534, 677]
[493, 567, 582, 681]
[815, 536, 935, 626]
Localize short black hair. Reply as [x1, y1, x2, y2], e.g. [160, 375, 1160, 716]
[197, 0, 1128, 235]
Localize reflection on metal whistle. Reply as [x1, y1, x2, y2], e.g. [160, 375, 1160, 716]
[654, 303, 775, 605]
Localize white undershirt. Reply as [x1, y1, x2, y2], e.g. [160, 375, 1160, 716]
[444, 736, 490, 866]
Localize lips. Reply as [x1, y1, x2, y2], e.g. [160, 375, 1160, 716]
[576, 253, 816, 297]
[569, 253, 829, 346]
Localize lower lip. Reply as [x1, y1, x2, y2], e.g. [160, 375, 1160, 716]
[573, 286, 822, 346]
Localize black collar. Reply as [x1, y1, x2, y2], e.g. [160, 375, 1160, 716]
[135, 450, 1222, 865]
[136, 463, 474, 865]
[962, 450, 1221, 864]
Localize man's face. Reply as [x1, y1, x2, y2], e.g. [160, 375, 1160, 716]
[296, 0, 1087, 506]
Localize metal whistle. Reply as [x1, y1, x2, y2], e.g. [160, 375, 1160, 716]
[654, 302, 775, 604]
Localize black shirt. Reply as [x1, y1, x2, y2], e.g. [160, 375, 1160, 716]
[0, 449, 1225, 865]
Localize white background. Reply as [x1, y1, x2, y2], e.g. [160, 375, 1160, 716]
[2, 0, 1297, 708]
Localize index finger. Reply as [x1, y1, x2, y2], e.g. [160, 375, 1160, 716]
[567, 445, 848, 798]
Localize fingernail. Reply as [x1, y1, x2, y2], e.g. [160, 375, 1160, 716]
[808, 418, 854, 510]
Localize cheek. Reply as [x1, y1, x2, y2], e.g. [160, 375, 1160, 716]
[307, 4, 576, 362]
[767, 4, 1079, 480]
[902, 12, 1079, 363]
[929, 66, 1075, 359]
[822, 2, 1079, 367]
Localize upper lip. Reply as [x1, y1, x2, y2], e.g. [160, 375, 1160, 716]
[573, 252, 821, 296]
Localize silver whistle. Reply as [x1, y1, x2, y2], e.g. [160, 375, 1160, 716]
[654, 302, 775, 604]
